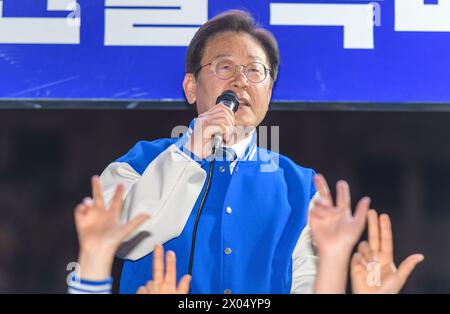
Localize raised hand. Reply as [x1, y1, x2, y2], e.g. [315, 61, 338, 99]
[351, 210, 424, 294]
[310, 174, 370, 257]
[310, 174, 370, 293]
[137, 244, 191, 294]
[75, 175, 150, 281]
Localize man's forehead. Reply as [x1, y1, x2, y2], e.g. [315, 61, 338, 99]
[202, 33, 268, 62]
[210, 53, 265, 62]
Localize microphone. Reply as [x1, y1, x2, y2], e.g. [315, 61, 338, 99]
[188, 90, 239, 276]
[212, 90, 239, 154]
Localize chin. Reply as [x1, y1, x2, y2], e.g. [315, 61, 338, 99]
[235, 119, 257, 131]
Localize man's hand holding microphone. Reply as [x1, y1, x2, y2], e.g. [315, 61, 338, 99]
[184, 90, 239, 159]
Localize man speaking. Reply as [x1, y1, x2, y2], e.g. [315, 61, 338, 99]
[99, 10, 318, 294]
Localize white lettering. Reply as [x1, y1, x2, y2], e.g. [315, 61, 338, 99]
[104, 0, 207, 46]
[395, 0, 450, 32]
[270, 3, 375, 49]
[0, 0, 80, 44]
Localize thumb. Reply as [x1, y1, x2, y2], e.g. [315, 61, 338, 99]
[396, 254, 424, 287]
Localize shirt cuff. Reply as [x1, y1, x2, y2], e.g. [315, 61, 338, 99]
[67, 274, 113, 294]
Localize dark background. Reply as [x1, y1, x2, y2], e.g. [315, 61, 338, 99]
[0, 106, 448, 293]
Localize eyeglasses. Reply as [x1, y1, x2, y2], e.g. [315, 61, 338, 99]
[196, 59, 271, 83]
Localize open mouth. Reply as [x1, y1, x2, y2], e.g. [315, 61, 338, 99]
[238, 99, 250, 107]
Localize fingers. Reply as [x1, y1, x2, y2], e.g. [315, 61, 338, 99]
[199, 105, 235, 130]
[74, 202, 88, 217]
[136, 280, 156, 294]
[396, 254, 424, 290]
[150, 246, 190, 294]
[204, 114, 234, 128]
[91, 175, 105, 209]
[336, 180, 351, 212]
[353, 197, 370, 234]
[351, 252, 369, 270]
[309, 199, 328, 219]
[380, 213, 394, 261]
[109, 183, 125, 214]
[313, 174, 333, 207]
[177, 275, 192, 294]
[152, 244, 165, 290]
[164, 251, 177, 288]
[136, 286, 148, 294]
[202, 118, 235, 140]
[117, 214, 150, 241]
[83, 197, 93, 207]
[74, 198, 93, 220]
[214, 105, 236, 125]
[368, 209, 380, 253]
[146, 280, 156, 294]
[206, 104, 235, 124]
[358, 241, 374, 263]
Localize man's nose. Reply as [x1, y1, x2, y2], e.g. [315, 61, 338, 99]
[231, 65, 249, 89]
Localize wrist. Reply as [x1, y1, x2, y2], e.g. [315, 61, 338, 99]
[316, 243, 354, 260]
[314, 252, 351, 294]
[77, 246, 116, 281]
[319, 250, 353, 260]
[79, 241, 117, 258]
[184, 135, 211, 159]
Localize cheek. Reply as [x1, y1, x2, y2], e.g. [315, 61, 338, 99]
[196, 77, 228, 111]
[196, 98, 215, 115]
[252, 87, 271, 112]
[195, 84, 215, 113]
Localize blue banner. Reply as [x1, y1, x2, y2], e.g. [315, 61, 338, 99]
[0, 0, 449, 103]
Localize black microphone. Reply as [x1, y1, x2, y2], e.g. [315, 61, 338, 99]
[212, 90, 239, 153]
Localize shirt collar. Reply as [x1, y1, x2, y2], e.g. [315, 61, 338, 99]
[225, 128, 256, 161]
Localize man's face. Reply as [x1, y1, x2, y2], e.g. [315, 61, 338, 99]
[183, 31, 273, 128]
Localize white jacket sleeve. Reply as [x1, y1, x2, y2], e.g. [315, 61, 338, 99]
[290, 192, 319, 294]
[100, 144, 207, 261]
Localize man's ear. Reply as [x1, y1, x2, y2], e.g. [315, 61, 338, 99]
[183, 73, 197, 105]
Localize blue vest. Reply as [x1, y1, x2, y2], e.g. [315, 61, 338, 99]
[116, 138, 316, 294]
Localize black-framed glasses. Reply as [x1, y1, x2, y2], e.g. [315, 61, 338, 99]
[196, 59, 271, 83]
